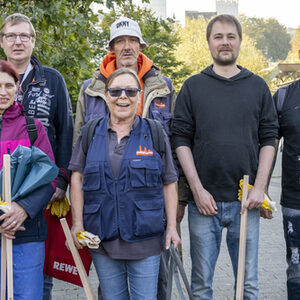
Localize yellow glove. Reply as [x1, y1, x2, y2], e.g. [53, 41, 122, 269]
[0, 201, 11, 213]
[76, 231, 101, 249]
[46, 196, 70, 218]
[238, 179, 277, 212]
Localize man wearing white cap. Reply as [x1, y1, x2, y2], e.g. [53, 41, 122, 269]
[73, 17, 183, 300]
[73, 16, 175, 143]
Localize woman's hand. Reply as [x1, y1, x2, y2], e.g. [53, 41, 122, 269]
[0, 202, 27, 239]
[165, 226, 181, 250]
[70, 222, 85, 250]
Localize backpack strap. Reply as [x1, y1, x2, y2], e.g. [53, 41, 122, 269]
[81, 117, 104, 155]
[145, 118, 166, 157]
[25, 116, 38, 145]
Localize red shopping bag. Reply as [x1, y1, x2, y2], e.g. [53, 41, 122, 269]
[43, 208, 92, 287]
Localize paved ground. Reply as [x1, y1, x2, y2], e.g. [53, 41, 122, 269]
[52, 177, 287, 299]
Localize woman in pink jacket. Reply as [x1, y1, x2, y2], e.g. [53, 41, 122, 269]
[0, 60, 56, 300]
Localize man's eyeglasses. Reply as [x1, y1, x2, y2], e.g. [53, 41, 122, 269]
[107, 88, 141, 98]
[2, 33, 33, 43]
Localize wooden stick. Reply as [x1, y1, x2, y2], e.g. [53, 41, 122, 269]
[3, 155, 13, 300]
[1, 238, 7, 300]
[1, 164, 6, 300]
[60, 218, 96, 300]
[236, 175, 249, 300]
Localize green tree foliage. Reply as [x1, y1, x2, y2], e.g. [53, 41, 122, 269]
[239, 15, 291, 61]
[98, 1, 191, 91]
[0, 0, 147, 109]
[175, 18, 269, 81]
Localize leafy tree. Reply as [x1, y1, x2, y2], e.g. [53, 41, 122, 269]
[239, 15, 291, 61]
[98, 1, 191, 91]
[0, 0, 147, 109]
[286, 27, 300, 61]
[175, 18, 269, 81]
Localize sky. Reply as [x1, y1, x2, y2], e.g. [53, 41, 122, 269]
[166, 0, 300, 28]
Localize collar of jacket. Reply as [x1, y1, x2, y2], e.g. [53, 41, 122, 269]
[29, 55, 46, 84]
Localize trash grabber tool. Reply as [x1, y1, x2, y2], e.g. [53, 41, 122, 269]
[1, 155, 13, 300]
[236, 174, 249, 300]
[60, 218, 96, 300]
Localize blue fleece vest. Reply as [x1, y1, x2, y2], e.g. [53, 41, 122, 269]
[82, 116, 164, 242]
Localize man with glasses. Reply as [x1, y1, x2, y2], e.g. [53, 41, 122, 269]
[0, 13, 73, 300]
[72, 16, 186, 300]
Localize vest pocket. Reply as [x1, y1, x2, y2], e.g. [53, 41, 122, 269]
[151, 110, 172, 136]
[134, 199, 164, 237]
[82, 164, 101, 191]
[129, 159, 160, 188]
[83, 203, 101, 236]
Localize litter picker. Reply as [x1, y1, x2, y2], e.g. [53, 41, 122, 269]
[60, 218, 96, 300]
[235, 175, 249, 300]
[1, 155, 13, 300]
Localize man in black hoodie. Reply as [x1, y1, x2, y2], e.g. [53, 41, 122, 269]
[172, 15, 278, 300]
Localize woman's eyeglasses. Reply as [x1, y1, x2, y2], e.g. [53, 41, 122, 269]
[107, 88, 141, 98]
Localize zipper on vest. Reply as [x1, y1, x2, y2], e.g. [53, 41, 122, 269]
[114, 179, 120, 234]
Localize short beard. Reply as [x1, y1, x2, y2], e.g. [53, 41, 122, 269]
[212, 53, 238, 66]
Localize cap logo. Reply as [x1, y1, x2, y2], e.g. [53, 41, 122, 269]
[116, 21, 130, 28]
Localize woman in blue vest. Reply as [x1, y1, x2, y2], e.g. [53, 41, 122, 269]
[69, 68, 180, 300]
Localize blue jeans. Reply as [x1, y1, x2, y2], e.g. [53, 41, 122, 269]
[91, 252, 160, 300]
[188, 201, 260, 300]
[282, 207, 300, 300]
[0, 241, 45, 300]
[43, 274, 53, 300]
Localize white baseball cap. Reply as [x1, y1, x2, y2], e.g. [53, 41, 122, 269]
[106, 17, 147, 50]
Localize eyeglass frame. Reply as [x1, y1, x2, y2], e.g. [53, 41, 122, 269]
[107, 87, 141, 98]
[1, 32, 34, 43]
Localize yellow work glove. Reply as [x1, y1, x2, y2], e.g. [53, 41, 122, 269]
[238, 179, 277, 212]
[76, 231, 101, 249]
[46, 196, 70, 218]
[0, 201, 11, 213]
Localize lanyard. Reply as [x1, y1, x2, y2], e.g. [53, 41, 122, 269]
[15, 62, 33, 102]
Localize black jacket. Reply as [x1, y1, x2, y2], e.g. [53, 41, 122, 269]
[19, 56, 74, 190]
[172, 65, 278, 202]
[274, 80, 300, 209]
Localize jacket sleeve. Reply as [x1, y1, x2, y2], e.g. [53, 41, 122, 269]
[73, 83, 86, 149]
[172, 81, 195, 149]
[53, 73, 74, 190]
[258, 85, 279, 147]
[16, 183, 53, 219]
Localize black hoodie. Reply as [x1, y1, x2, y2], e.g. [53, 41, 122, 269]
[172, 65, 278, 202]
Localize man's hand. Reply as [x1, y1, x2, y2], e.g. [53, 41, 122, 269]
[0, 202, 27, 239]
[50, 187, 66, 204]
[241, 186, 264, 214]
[176, 204, 186, 223]
[193, 187, 217, 216]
